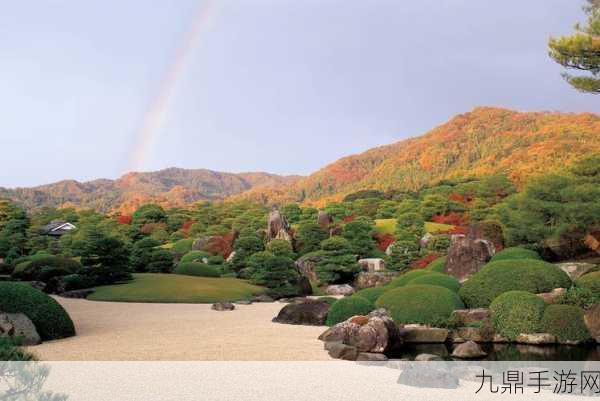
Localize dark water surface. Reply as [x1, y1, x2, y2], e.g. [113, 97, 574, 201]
[390, 343, 600, 361]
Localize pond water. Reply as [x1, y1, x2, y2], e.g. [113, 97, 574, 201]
[389, 343, 600, 361]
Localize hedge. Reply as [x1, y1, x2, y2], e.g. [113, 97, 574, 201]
[459, 259, 571, 308]
[490, 291, 546, 340]
[387, 270, 432, 288]
[325, 297, 375, 326]
[408, 272, 461, 293]
[576, 271, 600, 295]
[173, 262, 220, 278]
[180, 250, 210, 264]
[353, 287, 388, 304]
[426, 256, 447, 273]
[0, 282, 75, 341]
[376, 284, 464, 326]
[490, 247, 541, 262]
[540, 305, 591, 342]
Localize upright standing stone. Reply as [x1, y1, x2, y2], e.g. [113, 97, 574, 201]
[267, 209, 293, 243]
[444, 228, 495, 281]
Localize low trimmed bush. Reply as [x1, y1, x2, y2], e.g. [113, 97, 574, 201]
[12, 256, 82, 282]
[408, 272, 460, 293]
[459, 259, 571, 308]
[354, 287, 388, 304]
[180, 250, 210, 264]
[490, 291, 546, 340]
[387, 270, 432, 288]
[173, 262, 220, 278]
[540, 305, 591, 342]
[576, 271, 600, 294]
[558, 286, 599, 309]
[426, 256, 447, 273]
[376, 284, 464, 325]
[0, 282, 75, 341]
[325, 297, 375, 326]
[59, 274, 96, 291]
[490, 247, 541, 262]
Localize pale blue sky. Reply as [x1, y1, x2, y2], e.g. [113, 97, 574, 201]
[0, 0, 598, 188]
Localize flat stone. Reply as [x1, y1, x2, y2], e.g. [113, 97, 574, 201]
[451, 341, 487, 359]
[252, 295, 274, 303]
[325, 284, 355, 296]
[324, 341, 359, 361]
[537, 288, 566, 304]
[555, 262, 597, 280]
[356, 352, 388, 362]
[451, 309, 490, 325]
[450, 326, 493, 343]
[272, 300, 330, 326]
[515, 333, 557, 345]
[235, 300, 253, 305]
[211, 302, 235, 311]
[401, 327, 449, 343]
[414, 353, 443, 361]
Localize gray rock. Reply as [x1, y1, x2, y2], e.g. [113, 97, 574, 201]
[414, 353, 443, 361]
[324, 341, 359, 361]
[59, 288, 95, 299]
[0, 313, 41, 346]
[252, 294, 274, 303]
[295, 254, 323, 283]
[319, 313, 400, 353]
[401, 326, 449, 343]
[272, 300, 331, 326]
[211, 302, 235, 311]
[445, 232, 495, 281]
[192, 237, 210, 251]
[317, 210, 333, 228]
[267, 209, 293, 243]
[358, 258, 386, 272]
[515, 333, 557, 345]
[398, 365, 459, 389]
[356, 352, 388, 362]
[354, 272, 395, 289]
[235, 300, 253, 305]
[325, 284, 355, 296]
[368, 308, 392, 319]
[451, 341, 487, 358]
[450, 309, 490, 326]
[555, 262, 597, 280]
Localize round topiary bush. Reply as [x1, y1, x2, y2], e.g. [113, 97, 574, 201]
[325, 296, 375, 326]
[0, 282, 75, 341]
[426, 256, 447, 273]
[173, 262, 220, 277]
[180, 250, 210, 264]
[490, 291, 546, 340]
[490, 247, 541, 262]
[540, 304, 591, 342]
[408, 272, 461, 293]
[576, 271, 600, 294]
[387, 270, 432, 288]
[375, 284, 464, 326]
[459, 259, 571, 308]
[353, 286, 388, 304]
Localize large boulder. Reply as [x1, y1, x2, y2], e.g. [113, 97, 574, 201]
[555, 262, 597, 281]
[326, 284, 355, 296]
[324, 341, 359, 360]
[272, 299, 330, 326]
[585, 304, 600, 343]
[317, 210, 333, 228]
[358, 258, 386, 272]
[0, 313, 41, 345]
[297, 276, 313, 296]
[354, 272, 395, 289]
[295, 253, 323, 283]
[450, 326, 495, 343]
[267, 209, 293, 243]
[444, 232, 495, 281]
[318, 312, 400, 354]
[468, 221, 504, 252]
[451, 341, 487, 359]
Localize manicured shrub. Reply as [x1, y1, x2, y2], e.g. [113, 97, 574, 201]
[540, 305, 591, 342]
[353, 286, 388, 304]
[576, 271, 600, 294]
[387, 270, 432, 288]
[558, 286, 599, 309]
[0, 282, 75, 341]
[426, 256, 447, 273]
[376, 284, 464, 325]
[408, 272, 461, 293]
[180, 250, 210, 264]
[325, 296, 375, 326]
[173, 262, 220, 278]
[490, 247, 541, 262]
[12, 256, 82, 282]
[171, 239, 194, 255]
[57, 274, 96, 291]
[490, 291, 546, 340]
[459, 259, 571, 308]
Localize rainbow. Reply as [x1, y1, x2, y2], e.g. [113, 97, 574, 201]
[128, 0, 218, 173]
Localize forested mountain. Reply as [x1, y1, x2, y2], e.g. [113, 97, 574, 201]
[0, 168, 300, 213]
[235, 107, 600, 205]
[2, 107, 599, 211]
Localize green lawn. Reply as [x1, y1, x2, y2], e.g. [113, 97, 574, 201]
[374, 219, 454, 235]
[87, 273, 265, 304]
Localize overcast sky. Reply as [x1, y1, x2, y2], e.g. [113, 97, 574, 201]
[1, 0, 598, 188]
